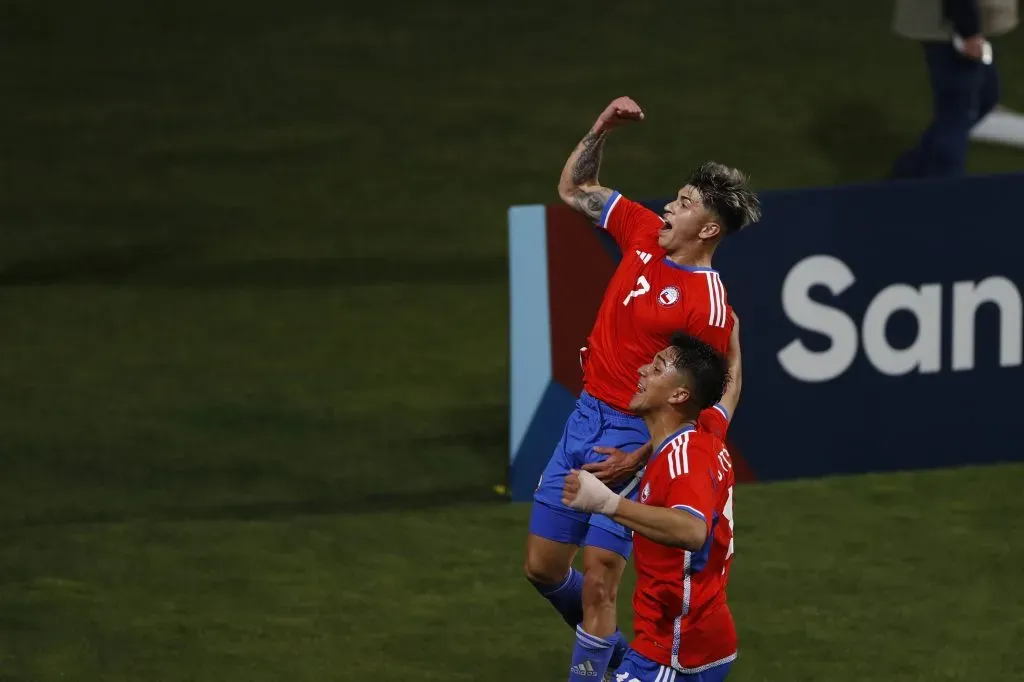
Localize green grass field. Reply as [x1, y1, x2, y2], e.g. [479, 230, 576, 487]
[1, 1, 1023, 680]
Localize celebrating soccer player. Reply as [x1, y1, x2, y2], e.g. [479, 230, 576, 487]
[563, 334, 739, 682]
[523, 95, 759, 682]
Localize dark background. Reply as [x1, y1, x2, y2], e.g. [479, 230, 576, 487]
[1, 1, 1022, 680]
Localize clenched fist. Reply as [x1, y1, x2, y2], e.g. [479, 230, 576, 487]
[594, 96, 645, 133]
[562, 469, 622, 516]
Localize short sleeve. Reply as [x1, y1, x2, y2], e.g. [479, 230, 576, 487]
[697, 404, 730, 440]
[596, 191, 664, 250]
[666, 456, 715, 535]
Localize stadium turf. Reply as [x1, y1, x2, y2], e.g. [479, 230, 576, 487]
[1, 1, 1023, 680]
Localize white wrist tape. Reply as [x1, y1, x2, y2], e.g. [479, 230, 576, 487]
[569, 470, 621, 516]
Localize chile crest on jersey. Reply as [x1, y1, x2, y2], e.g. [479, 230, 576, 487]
[657, 285, 680, 306]
[613, 245, 707, 340]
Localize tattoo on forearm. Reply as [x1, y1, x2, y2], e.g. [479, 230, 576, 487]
[571, 131, 606, 185]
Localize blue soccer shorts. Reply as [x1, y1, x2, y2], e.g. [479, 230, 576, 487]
[529, 391, 649, 559]
[615, 649, 733, 682]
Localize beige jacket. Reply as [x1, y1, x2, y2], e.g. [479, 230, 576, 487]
[894, 0, 1018, 40]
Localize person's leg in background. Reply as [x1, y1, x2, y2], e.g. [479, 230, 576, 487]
[891, 42, 990, 178]
[974, 52, 1001, 126]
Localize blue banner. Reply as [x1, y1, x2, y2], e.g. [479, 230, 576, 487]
[709, 172, 1024, 480]
[507, 172, 1024, 500]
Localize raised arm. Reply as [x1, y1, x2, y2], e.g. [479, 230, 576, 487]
[557, 96, 645, 222]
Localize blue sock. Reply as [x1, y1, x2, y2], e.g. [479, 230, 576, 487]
[530, 568, 584, 628]
[568, 624, 615, 682]
[608, 628, 628, 671]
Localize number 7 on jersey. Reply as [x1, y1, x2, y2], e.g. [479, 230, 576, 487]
[623, 275, 650, 306]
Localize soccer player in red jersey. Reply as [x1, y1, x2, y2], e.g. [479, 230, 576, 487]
[563, 334, 739, 682]
[523, 96, 759, 682]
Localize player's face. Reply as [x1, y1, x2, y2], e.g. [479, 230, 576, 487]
[660, 185, 721, 251]
[629, 347, 691, 414]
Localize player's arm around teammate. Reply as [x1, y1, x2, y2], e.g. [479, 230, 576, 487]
[562, 469, 707, 551]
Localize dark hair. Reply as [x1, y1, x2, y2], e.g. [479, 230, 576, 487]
[668, 332, 729, 410]
[688, 161, 762, 236]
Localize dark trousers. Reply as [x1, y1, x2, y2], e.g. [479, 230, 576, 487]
[891, 41, 1001, 178]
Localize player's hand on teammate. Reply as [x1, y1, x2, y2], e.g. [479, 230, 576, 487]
[563, 469, 621, 516]
[594, 96, 645, 132]
[584, 444, 647, 486]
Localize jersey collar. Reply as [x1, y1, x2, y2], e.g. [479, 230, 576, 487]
[662, 258, 717, 273]
[654, 424, 696, 454]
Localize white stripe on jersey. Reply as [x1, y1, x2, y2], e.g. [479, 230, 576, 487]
[681, 433, 689, 475]
[714, 272, 727, 327]
[668, 431, 690, 479]
[703, 271, 727, 328]
[670, 551, 694, 671]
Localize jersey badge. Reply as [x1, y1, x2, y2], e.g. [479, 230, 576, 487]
[657, 286, 680, 307]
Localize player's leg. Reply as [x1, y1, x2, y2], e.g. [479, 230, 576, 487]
[581, 535, 628, 638]
[568, 413, 648, 682]
[567, 516, 631, 681]
[525, 403, 601, 626]
[564, 538, 628, 682]
[524, 508, 586, 627]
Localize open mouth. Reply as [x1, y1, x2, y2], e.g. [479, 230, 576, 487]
[660, 218, 671, 233]
[635, 380, 646, 394]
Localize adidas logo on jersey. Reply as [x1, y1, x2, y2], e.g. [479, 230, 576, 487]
[634, 249, 653, 264]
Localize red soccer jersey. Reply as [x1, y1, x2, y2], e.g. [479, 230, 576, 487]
[697, 403, 730, 440]
[631, 425, 738, 674]
[581, 192, 734, 412]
